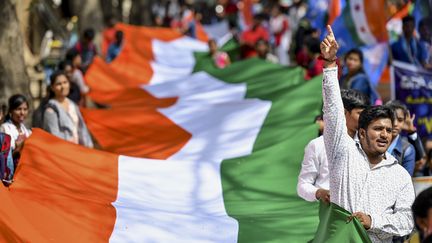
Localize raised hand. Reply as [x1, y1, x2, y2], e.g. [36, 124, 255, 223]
[403, 110, 417, 134]
[320, 25, 339, 62]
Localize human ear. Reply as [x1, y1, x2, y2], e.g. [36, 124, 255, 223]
[359, 128, 365, 139]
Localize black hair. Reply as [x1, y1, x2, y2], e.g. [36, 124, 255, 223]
[306, 37, 321, 54]
[83, 28, 95, 40]
[256, 38, 269, 47]
[50, 70, 66, 86]
[345, 48, 364, 64]
[358, 106, 394, 131]
[419, 17, 432, 31]
[0, 103, 6, 114]
[412, 187, 432, 219]
[385, 100, 409, 119]
[5, 94, 29, 121]
[115, 30, 124, 42]
[341, 89, 370, 112]
[48, 70, 68, 99]
[402, 15, 415, 25]
[57, 60, 73, 71]
[65, 49, 80, 62]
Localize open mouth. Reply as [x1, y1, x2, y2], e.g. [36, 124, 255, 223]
[377, 139, 388, 147]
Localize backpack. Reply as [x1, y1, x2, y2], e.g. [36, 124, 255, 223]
[393, 137, 412, 166]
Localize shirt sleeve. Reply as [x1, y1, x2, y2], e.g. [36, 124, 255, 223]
[368, 178, 415, 239]
[322, 67, 350, 167]
[297, 140, 321, 202]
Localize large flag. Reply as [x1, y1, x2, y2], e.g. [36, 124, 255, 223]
[330, 0, 390, 88]
[306, 0, 346, 37]
[331, 0, 389, 54]
[0, 23, 370, 242]
[82, 24, 325, 241]
[360, 42, 389, 86]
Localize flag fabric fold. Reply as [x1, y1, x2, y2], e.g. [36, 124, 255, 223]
[0, 23, 372, 242]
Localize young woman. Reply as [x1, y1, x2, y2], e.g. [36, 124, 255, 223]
[340, 49, 380, 105]
[42, 71, 93, 148]
[208, 39, 231, 69]
[65, 49, 90, 105]
[0, 94, 32, 180]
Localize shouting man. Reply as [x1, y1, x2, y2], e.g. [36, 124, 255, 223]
[321, 25, 415, 242]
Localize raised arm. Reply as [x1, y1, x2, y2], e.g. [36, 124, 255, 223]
[321, 26, 349, 163]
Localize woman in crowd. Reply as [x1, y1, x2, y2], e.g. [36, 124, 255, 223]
[208, 39, 231, 68]
[42, 71, 93, 148]
[0, 94, 32, 179]
[340, 48, 380, 105]
[65, 49, 90, 105]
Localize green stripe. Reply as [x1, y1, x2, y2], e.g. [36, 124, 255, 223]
[313, 202, 372, 243]
[194, 53, 323, 242]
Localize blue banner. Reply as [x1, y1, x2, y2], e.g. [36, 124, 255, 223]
[392, 61, 432, 139]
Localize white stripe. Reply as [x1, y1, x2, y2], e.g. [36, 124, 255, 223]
[350, 0, 377, 45]
[142, 72, 247, 104]
[162, 99, 271, 161]
[110, 156, 238, 243]
[110, 36, 271, 242]
[150, 37, 209, 84]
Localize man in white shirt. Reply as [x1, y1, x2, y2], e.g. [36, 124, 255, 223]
[297, 89, 370, 202]
[320, 25, 415, 243]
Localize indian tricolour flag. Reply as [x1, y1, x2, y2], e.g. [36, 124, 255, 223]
[0, 24, 327, 242]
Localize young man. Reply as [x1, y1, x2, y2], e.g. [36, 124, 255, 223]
[297, 89, 370, 203]
[418, 17, 432, 70]
[321, 25, 415, 242]
[385, 100, 416, 176]
[391, 16, 428, 67]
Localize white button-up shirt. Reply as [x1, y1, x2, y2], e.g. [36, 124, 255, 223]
[322, 67, 415, 243]
[0, 120, 31, 150]
[297, 136, 329, 202]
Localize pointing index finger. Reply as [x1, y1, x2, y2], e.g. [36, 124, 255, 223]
[327, 25, 335, 38]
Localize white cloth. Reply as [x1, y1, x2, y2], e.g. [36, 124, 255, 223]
[0, 120, 31, 150]
[270, 14, 291, 65]
[72, 69, 89, 94]
[322, 67, 415, 242]
[297, 136, 329, 202]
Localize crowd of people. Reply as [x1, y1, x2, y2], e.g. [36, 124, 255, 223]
[0, 0, 431, 242]
[298, 26, 432, 242]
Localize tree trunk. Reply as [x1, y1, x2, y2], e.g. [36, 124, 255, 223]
[68, 0, 105, 34]
[0, 0, 30, 106]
